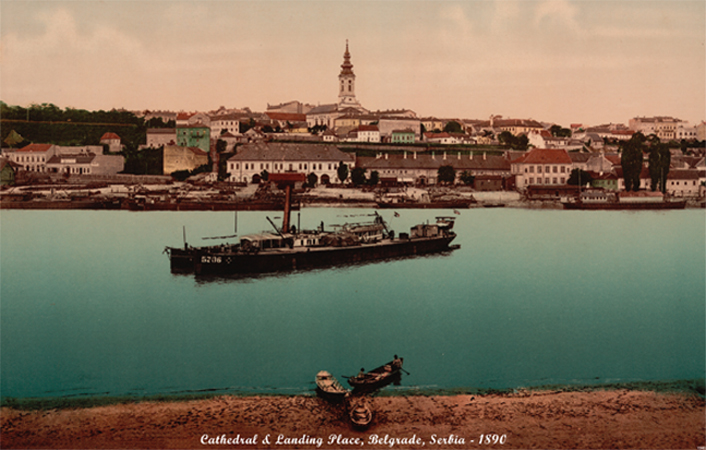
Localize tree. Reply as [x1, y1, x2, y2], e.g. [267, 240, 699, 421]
[337, 162, 349, 184]
[443, 121, 463, 134]
[351, 167, 367, 186]
[459, 171, 475, 186]
[306, 172, 318, 188]
[648, 142, 671, 193]
[567, 168, 594, 187]
[367, 170, 379, 186]
[259, 170, 269, 182]
[620, 133, 646, 191]
[437, 165, 456, 184]
[550, 125, 572, 138]
[215, 139, 227, 154]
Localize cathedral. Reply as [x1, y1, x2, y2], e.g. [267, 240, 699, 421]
[306, 41, 368, 128]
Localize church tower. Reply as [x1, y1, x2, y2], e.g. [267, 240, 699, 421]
[338, 40, 364, 110]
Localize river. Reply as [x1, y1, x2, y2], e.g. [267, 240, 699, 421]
[1, 208, 704, 399]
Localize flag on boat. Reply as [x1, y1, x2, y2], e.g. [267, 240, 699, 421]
[394, 212, 400, 217]
[453, 209, 460, 215]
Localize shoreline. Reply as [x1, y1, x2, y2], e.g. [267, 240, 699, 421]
[2, 388, 704, 449]
[2, 378, 704, 412]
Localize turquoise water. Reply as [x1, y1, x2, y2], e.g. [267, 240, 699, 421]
[1, 208, 704, 399]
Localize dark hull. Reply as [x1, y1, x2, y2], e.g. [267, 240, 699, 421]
[169, 235, 457, 275]
[376, 200, 473, 209]
[562, 200, 687, 210]
[315, 387, 348, 403]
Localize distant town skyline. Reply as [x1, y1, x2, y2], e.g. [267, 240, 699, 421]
[1, 0, 704, 127]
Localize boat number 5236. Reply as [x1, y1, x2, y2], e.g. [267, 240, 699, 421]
[201, 256, 222, 264]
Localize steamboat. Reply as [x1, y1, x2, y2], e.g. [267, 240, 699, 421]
[165, 174, 460, 276]
[562, 190, 687, 210]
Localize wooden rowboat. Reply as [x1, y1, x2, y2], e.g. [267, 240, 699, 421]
[349, 397, 373, 429]
[348, 357, 404, 393]
[315, 370, 350, 402]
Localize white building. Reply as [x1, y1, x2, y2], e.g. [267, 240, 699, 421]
[227, 142, 355, 184]
[510, 148, 574, 189]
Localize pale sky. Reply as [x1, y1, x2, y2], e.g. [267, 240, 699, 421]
[1, 0, 704, 127]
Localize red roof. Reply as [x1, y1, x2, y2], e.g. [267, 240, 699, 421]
[17, 143, 53, 153]
[358, 125, 379, 132]
[100, 132, 120, 141]
[177, 112, 195, 120]
[511, 148, 572, 165]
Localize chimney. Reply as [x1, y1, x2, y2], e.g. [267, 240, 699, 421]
[431, 151, 435, 159]
[385, 153, 388, 160]
[414, 152, 417, 160]
[483, 152, 487, 160]
[470, 153, 473, 160]
[457, 152, 461, 160]
[404, 151, 407, 159]
[443, 152, 447, 160]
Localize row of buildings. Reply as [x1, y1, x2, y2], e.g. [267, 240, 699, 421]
[139, 42, 706, 157]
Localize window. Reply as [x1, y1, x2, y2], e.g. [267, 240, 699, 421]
[561, 166, 565, 173]
[553, 166, 557, 173]
[537, 166, 542, 173]
[545, 178, 550, 184]
[529, 177, 534, 184]
[560, 177, 565, 184]
[537, 178, 542, 184]
[545, 166, 550, 173]
[553, 177, 557, 184]
[529, 166, 534, 173]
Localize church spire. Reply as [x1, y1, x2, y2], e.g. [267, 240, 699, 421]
[340, 39, 354, 76]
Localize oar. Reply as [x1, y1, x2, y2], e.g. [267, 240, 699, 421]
[400, 368, 411, 376]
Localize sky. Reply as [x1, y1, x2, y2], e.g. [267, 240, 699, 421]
[1, 0, 704, 127]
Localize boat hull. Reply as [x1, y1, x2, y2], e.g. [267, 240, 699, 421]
[562, 200, 687, 210]
[168, 235, 457, 275]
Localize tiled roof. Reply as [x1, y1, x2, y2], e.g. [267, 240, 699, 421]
[228, 142, 355, 163]
[568, 152, 591, 163]
[511, 148, 572, 165]
[358, 125, 379, 132]
[17, 143, 53, 153]
[100, 132, 120, 141]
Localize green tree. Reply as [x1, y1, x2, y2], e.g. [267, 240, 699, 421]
[337, 162, 349, 184]
[648, 142, 671, 193]
[437, 165, 456, 184]
[567, 168, 594, 186]
[260, 170, 269, 182]
[620, 133, 646, 191]
[443, 121, 463, 134]
[550, 125, 572, 138]
[351, 166, 367, 186]
[215, 139, 227, 154]
[367, 170, 380, 186]
[306, 172, 318, 187]
[459, 171, 475, 186]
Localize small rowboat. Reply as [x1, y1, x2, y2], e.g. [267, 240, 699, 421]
[348, 357, 404, 393]
[315, 370, 350, 402]
[349, 397, 373, 429]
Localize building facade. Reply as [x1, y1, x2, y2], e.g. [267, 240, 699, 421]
[510, 148, 574, 189]
[226, 142, 355, 184]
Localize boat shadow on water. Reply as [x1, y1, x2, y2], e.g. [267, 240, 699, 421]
[174, 249, 460, 285]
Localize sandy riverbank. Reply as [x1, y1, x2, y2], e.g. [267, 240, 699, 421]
[2, 390, 703, 449]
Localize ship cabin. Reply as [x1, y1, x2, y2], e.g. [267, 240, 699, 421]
[240, 233, 291, 251]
